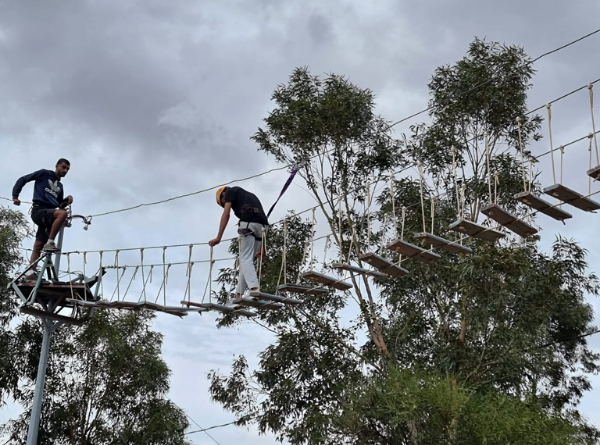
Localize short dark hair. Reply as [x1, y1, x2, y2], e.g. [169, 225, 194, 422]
[56, 158, 70, 166]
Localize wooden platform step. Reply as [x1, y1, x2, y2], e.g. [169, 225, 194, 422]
[481, 204, 538, 238]
[358, 252, 408, 278]
[587, 165, 600, 180]
[514, 192, 572, 221]
[181, 300, 256, 317]
[543, 184, 600, 212]
[249, 291, 302, 305]
[232, 297, 283, 310]
[448, 218, 505, 243]
[386, 239, 441, 264]
[331, 263, 388, 278]
[413, 232, 472, 255]
[276, 283, 329, 295]
[300, 271, 353, 290]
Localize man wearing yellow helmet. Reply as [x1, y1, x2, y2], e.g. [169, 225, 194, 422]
[209, 186, 269, 298]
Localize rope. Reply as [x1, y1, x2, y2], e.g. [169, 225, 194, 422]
[258, 226, 266, 288]
[115, 250, 120, 300]
[156, 264, 171, 305]
[452, 147, 461, 216]
[110, 267, 127, 302]
[494, 172, 499, 205]
[162, 247, 167, 305]
[277, 218, 287, 289]
[418, 162, 427, 233]
[590, 136, 593, 195]
[123, 266, 139, 299]
[547, 104, 557, 184]
[99, 251, 104, 299]
[139, 249, 146, 301]
[204, 246, 214, 303]
[590, 84, 599, 165]
[390, 175, 398, 239]
[485, 133, 492, 203]
[309, 209, 316, 271]
[430, 197, 435, 234]
[139, 265, 154, 303]
[560, 145, 565, 184]
[516, 117, 528, 192]
[185, 245, 193, 303]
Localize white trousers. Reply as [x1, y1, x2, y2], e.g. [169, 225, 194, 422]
[237, 222, 264, 294]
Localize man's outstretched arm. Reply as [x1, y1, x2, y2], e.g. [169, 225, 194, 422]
[12, 170, 44, 206]
[209, 202, 232, 246]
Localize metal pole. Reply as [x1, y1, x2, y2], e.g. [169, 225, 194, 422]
[26, 319, 57, 445]
[53, 225, 65, 279]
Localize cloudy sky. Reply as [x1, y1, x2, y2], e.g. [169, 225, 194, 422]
[1, 0, 600, 443]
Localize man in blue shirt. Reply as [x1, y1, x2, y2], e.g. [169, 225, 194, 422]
[209, 186, 268, 299]
[12, 159, 74, 274]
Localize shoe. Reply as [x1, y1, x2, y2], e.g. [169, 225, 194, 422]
[42, 241, 60, 253]
[23, 272, 39, 282]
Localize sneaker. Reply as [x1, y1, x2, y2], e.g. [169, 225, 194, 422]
[42, 241, 60, 253]
[23, 272, 39, 282]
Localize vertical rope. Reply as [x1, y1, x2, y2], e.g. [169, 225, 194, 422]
[516, 117, 527, 192]
[321, 234, 329, 265]
[547, 104, 557, 184]
[139, 249, 145, 301]
[277, 218, 287, 288]
[310, 209, 316, 271]
[185, 245, 193, 303]
[485, 132, 492, 203]
[390, 176, 397, 239]
[83, 252, 87, 281]
[365, 185, 371, 245]
[452, 146, 461, 215]
[494, 172, 499, 205]
[208, 246, 214, 303]
[418, 162, 426, 233]
[111, 267, 127, 302]
[589, 84, 599, 165]
[98, 251, 104, 299]
[590, 136, 593, 195]
[560, 145, 565, 185]
[430, 197, 435, 234]
[338, 205, 344, 262]
[399, 207, 406, 263]
[162, 247, 167, 305]
[114, 250, 120, 300]
[258, 226, 265, 288]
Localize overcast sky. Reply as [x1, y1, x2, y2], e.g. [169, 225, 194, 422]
[2, 1, 600, 443]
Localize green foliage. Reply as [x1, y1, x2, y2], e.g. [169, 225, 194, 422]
[2, 309, 191, 445]
[208, 40, 600, 445]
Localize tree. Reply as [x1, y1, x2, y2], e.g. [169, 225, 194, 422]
[209, 40, 600, 445]
[1, 308, 191, 445]
[0, 206, 32, 407]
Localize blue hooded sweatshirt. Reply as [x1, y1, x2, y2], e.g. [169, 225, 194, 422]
[12, 169, 65, 209]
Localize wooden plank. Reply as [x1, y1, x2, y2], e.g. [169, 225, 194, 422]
[386, 239, 441, 263]
[514, 191, 572, 221]
[543, 184, 600, 212]
[587, 165, 600, 180]
[249, 291, 302, 305]
[413, 232, 472, 255]
[182, 301, 257, 317]
[481, 203, 538, 238]
[331, 263, 388, 278]
[232, 297, 283, 310]
[448, 218, 505, 242]
[301, 271, 353, 290]
[276, 283, 329, 295]
[358, 252, 409, 278]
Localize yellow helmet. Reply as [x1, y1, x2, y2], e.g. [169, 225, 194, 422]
[216, 186, 228, 207]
